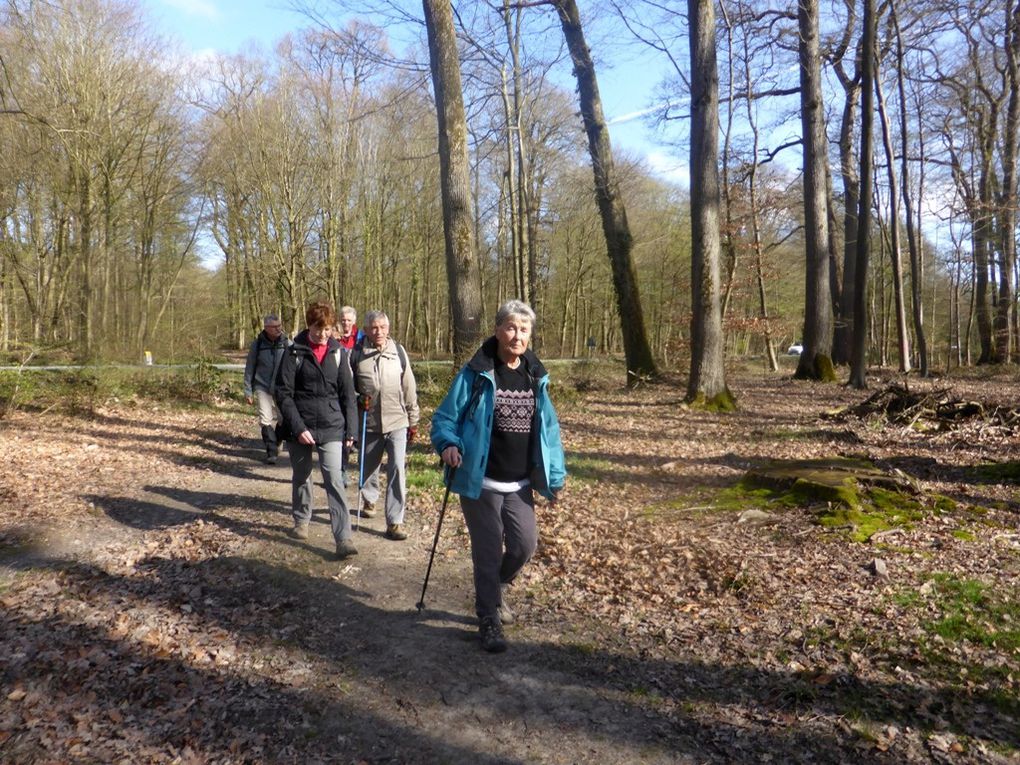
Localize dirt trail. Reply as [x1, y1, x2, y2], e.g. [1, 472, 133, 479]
[2, 374, 1019, 764]
[1, 407, 691, 764]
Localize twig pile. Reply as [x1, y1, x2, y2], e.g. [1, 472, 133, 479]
[831, 383, 1020, 433]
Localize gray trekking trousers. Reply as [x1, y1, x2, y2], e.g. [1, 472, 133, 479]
[460, 486, 538, 620]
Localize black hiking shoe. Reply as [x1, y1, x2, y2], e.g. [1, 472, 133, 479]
[479, 616, 507, 653]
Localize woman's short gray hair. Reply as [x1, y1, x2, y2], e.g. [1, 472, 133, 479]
[495, 299, 536, 327]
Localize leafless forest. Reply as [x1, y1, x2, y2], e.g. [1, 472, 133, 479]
[0, 0, 1017, 380]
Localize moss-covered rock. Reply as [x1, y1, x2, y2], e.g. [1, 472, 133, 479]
[727, 457, 928, 542]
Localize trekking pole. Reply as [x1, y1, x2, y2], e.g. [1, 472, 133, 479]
[356, 397, 369, 531]
[416, 466, 456, 612]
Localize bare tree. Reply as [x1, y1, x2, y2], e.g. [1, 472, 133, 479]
[685, 0, 732, 407]
[422, 0, 483, 362]
[794, 0, 835, 381]
[874, 45, 910, 372]
[828, 0, 862, 367]
[550, 0, 658, 385]
[850, 0, 877, 389]
[891, 4, 928, 376]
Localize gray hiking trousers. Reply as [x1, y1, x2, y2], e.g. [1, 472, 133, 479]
[460, 486, 537, 620]
[289, 440, 353, 543]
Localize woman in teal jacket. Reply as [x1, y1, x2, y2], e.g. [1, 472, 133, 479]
[430, 300, 566, 653]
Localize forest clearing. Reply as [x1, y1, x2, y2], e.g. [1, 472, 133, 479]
[1, 364, 1018, 764]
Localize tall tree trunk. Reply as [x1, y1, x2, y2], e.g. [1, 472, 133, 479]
[875, 68, 910, 372]
[737, 9, 778, 372]
[422, 0, 483, 363]
[893, 7, 928, 376]
[850, 0, 876, 388]
[995, 0, 1020, 364]
[77, 173, 94, 360]
[501, 1, 535, 309]
[795, 0, 835, 381]
[552, 0, 658, 385]
[685, 0, 732, 407]
[830, 10, 862, 367]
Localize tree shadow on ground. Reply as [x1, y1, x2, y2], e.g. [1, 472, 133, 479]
[0, 584, 535, 764]
[878, 456, 1020, 514]
[10, 552, 999, 763]
[50, 411, 289, 481]
[85, 490, 335, 560]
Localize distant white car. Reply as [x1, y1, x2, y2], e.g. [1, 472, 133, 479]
[787, 343, 804, 355]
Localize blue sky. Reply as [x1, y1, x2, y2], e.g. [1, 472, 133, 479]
[144, 0, 686, 184]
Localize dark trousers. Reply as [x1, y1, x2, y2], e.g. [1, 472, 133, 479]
[460, 486, 537, 620]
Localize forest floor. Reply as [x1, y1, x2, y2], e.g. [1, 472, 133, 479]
[1, 364, 1019, 764]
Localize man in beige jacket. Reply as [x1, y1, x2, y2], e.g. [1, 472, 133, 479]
[352, 310, 420, 540]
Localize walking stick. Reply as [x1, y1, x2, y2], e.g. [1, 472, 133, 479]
[356, 397, 369, 531]
[416, 466, 456, 612]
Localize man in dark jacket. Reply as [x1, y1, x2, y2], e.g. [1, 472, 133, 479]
[243, 315, 290, 463]
[275, 302, 360, 559]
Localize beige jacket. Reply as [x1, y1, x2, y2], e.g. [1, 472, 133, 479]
[353, 338, 419, 434]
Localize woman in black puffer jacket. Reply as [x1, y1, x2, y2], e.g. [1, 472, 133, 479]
[275, 302, 360, 559]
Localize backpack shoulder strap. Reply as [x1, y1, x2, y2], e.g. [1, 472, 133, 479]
[349, 342, 364, 393]
[396, 343, 408, 380]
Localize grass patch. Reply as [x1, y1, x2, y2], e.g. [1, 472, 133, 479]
[712, 485, 797, 512]
[972, 461, 1020, 483]
[922, 575, 1020, 651]
[893, 574, 1020, 690]
[565, 454, 616, 484]
[0, 363, 243, 417]
[405, 448, 446, 491]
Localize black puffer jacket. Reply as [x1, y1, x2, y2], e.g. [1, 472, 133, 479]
[275, 330, 358, 444]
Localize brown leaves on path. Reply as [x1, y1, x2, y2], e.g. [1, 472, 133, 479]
[2, 373, 1020, 763]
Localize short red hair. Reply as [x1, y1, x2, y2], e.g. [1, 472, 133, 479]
[305, 301, 336, 329]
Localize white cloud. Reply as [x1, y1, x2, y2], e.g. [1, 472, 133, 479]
[645, 150, 689, 188]
[159, 0, 221, 21]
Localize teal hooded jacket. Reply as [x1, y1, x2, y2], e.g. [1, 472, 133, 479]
[430, 337, 566, 501]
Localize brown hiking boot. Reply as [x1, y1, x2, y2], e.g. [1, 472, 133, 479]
[360, 499, 377, 519]
[288, 523, 309, 540]
[335, 539, 359, 560]
[385, 523, 407, 541]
